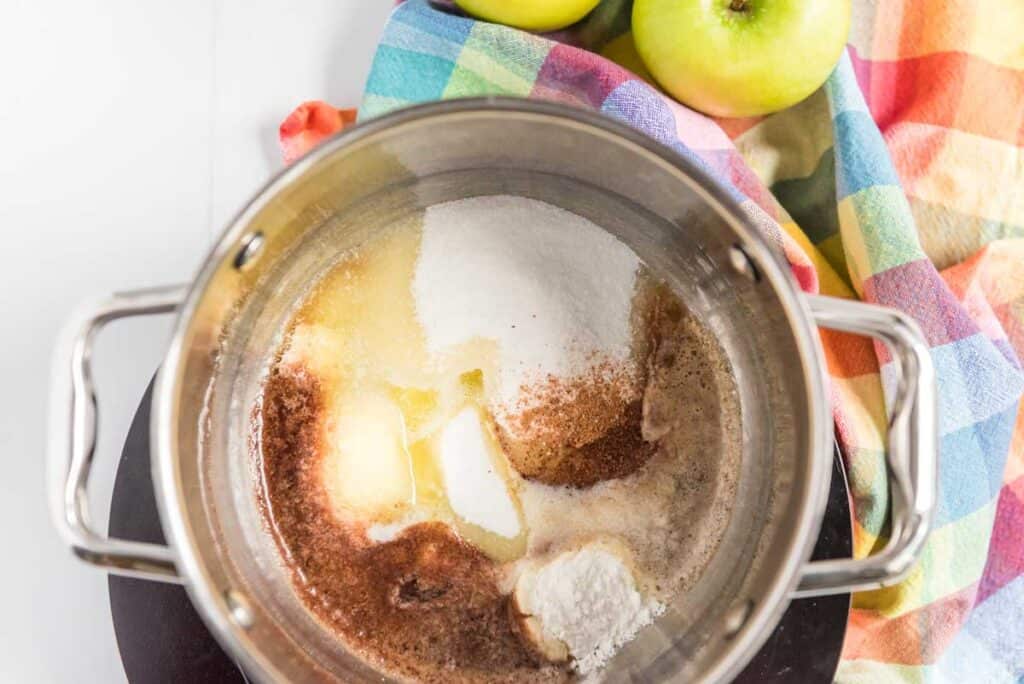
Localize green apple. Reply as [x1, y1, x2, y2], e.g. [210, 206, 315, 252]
[455, 0, 602, 31]
[632, 0, 851, 117]
[601, 31, 655, 84]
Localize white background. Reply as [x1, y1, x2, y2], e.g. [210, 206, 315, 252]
[0, 2, 393, 680]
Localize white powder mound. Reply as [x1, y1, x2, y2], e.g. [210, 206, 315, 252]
[515, 546, 664, 674]
[439, 408, 521, 538]
[413, 195, 640, 406]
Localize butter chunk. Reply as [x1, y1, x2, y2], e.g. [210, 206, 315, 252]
[440, 407, 521, 539]
[321, 393, 414, 521]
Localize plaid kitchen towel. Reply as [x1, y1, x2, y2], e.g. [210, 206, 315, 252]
[280, 0, 1024, 679]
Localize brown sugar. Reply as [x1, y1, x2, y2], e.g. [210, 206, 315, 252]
[493, 282, 694, 490]
[496, 365, 655, 488]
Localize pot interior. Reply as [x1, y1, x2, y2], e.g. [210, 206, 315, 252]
[157, 100, 829, 683]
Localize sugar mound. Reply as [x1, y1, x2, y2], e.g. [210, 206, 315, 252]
[413, 195, 640, 407]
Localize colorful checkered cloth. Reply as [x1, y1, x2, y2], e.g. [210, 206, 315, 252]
[284, 0, 1024, 678]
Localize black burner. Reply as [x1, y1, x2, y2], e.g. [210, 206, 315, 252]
[109, 382, 851, 683]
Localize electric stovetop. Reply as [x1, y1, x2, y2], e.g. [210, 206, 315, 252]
[108, 382, 851, 683]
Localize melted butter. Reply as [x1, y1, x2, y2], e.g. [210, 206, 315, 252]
[389, 385, 440, 441]
[284, 220, 527, 562]
[408, 436, 445, 508]
[459, 368, 485, 397]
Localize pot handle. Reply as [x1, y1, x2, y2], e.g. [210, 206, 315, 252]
[50, 285, 187, 583]
[794, 295, 937, 598]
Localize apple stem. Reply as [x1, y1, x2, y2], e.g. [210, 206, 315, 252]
[729, 0, 748, 10]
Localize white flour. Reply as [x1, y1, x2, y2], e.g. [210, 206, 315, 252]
[517, 546, 664, 674]
[412, 195, 640, 406]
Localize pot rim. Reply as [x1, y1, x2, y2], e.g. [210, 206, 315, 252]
[151, 96, 832, 684]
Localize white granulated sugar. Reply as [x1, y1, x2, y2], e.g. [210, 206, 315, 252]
[521, 546, 664, 674]
[413, 195, 640, 405]
[439, 408, 521, 538]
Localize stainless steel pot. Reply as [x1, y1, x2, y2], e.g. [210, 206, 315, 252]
[51, 98, 937, 682]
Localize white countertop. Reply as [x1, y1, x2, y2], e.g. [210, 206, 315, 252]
[0, 2, 392, 680]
